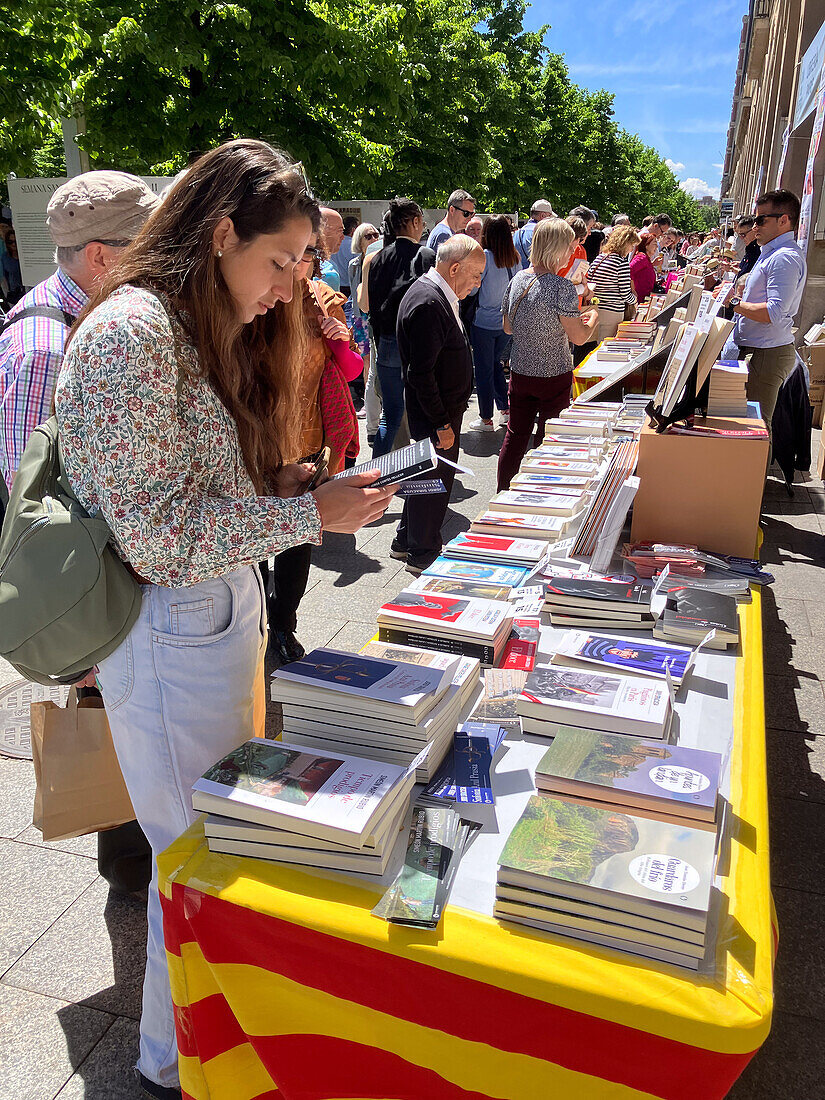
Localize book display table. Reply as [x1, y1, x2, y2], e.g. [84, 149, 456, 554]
[158, 592, 775, 1100]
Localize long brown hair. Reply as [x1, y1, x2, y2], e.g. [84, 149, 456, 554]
[73, 139, 321, 491]
[481, 214, 519, 269]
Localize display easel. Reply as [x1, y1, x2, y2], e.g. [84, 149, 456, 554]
[646, 367, 711, 432]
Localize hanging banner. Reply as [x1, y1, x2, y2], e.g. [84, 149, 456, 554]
[798, 57, 825, 252]
[775, 124, 790, 188]
[751, 166, 765, 213]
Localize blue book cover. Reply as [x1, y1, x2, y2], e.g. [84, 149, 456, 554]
[424, 722, 505, 801]
[554, 631, 694, 682]
[454, 732, 495, 807]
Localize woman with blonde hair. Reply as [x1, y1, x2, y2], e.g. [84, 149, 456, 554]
[55, 139, 396, 1099]
[496, 217, 598, 489]
[586, 224, 640, 340]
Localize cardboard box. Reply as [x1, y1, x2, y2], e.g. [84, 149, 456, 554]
[809, 382, 825, 404]
[817, 440, 825, 481]
[631, 416, 770, 558]
[813, 401, 824, 430]
[809, 344, 825, 383]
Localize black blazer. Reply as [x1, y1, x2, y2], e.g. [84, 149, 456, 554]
[396, 276, 474, 430]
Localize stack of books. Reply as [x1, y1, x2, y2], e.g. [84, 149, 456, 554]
[571, 437, 640, 559]
[359, 639, 481, 711]
[422, 556, 529, 589]
[377, 589, 514, 666]
[271, 648, 467, 781]
[615, 319, 656, 342]
[654, 586, 740, 649]
[469, 509, 569, 542]
[707, 361, 749, 417]
[194, 738, 416, 875]
[550, 629, 695, 684]
[443, 532, 547, 568]
[622, 541, 707, 579]
[533, 727, 722, 829]
[516, 664, 673, 740]
[543, 576, 654, 630]
[520, 456, 601, 477]
[488, 489, 586, 519]
[495, 793, 716, 968]
[406, 573, 513, 603]
[511, 470, 594, 492]
[542, 418, 608, 439]
[469, 667, 527, 733]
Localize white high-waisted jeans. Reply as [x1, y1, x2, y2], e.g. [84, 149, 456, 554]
[97, 565, 267, 1089]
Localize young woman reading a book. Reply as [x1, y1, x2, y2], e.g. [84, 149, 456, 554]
[55, 139, 396, 1100]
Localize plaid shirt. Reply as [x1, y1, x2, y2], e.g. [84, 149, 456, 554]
[0, 268, 87, 488]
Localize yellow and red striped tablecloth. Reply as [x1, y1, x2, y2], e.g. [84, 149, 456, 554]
[158, 592, 775, 1100]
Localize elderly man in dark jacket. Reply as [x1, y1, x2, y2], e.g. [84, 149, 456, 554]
[390, 234, 486, 574]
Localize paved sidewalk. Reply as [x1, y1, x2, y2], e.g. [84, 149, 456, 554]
[1, 409, 823, 1098]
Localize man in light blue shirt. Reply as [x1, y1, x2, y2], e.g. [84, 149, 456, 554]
[426, 189, 475, 251]
[513, 199, 556, 268]
[724, 188, 807, 432]
[329, 215, 357, 294]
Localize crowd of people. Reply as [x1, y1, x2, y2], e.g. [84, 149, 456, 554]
[0, 140, 808, 1100]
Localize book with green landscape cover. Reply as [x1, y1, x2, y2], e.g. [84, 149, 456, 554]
[535, 728, 721, 823]
[372, 802, 462, 927]
[497, 794, 715, 931]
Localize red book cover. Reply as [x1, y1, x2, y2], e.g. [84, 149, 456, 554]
[500, 618, 540, 671]
[381, 593, 469, 623]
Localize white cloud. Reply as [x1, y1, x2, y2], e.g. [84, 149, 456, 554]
[712, 162, 724, 170]
[568, 52, 737, 78]
[665, 159, 685, 171]
[680, 178, 721, 201]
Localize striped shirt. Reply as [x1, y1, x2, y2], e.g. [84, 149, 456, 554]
[0, 268, 87, 488]
[586, 253, 635, 313]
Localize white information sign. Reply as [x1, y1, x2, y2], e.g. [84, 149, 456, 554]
[8, 176, 174, 289]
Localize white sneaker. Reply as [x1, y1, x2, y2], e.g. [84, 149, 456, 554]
[468, 417, 495, 432]
[497, 410, 509, 426]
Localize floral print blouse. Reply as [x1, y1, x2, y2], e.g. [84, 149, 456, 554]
[55, 285, 322, 587]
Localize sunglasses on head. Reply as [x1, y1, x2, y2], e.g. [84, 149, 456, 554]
[754, 213, 782, 226]
[452, 205, 474, 218]
[302, 247, 323, 262]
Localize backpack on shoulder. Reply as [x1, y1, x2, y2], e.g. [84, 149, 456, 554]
[0, 416, 142, 685]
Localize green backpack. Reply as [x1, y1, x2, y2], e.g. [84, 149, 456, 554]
[0, 416, 142, 685]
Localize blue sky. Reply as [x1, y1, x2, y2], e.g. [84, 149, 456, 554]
[525, 0, 748, 200]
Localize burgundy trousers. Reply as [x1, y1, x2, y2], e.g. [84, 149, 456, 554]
[497, 369, 573, 490]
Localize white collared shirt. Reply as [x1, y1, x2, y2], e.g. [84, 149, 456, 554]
[423, 266, 461, 326]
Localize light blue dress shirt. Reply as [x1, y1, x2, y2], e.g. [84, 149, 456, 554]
[329, 234, 353, 288]
[734, 231, 807, 349]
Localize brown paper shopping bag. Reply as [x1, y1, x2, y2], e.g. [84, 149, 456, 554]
[31, 688, 135, 841]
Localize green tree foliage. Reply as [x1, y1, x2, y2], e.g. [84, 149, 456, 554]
[2, 0, 704, 226]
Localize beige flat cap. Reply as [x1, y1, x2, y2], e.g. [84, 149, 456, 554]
[47, 171, 158, 247]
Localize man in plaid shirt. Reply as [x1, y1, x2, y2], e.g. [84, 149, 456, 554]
[0, 171, 157, 490]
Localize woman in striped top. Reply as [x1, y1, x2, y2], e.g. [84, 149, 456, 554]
[586, 225, 640, 340]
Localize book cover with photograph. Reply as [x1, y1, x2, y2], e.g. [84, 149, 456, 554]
[518, 666, 670, 737]
[192, 737, 412, 845]
[497, 794, 715, 924]
[544, 577, 653, 611]
[422, 557, 529, 587]
[471, 668, 527, 732]
[407, 575, 513, 602]
[535, 728, 721, 822]
[552, 630, 694, 683]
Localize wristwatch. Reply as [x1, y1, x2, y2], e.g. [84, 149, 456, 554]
[438, 424, 451, 432]
[729, 296, 742, 309]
